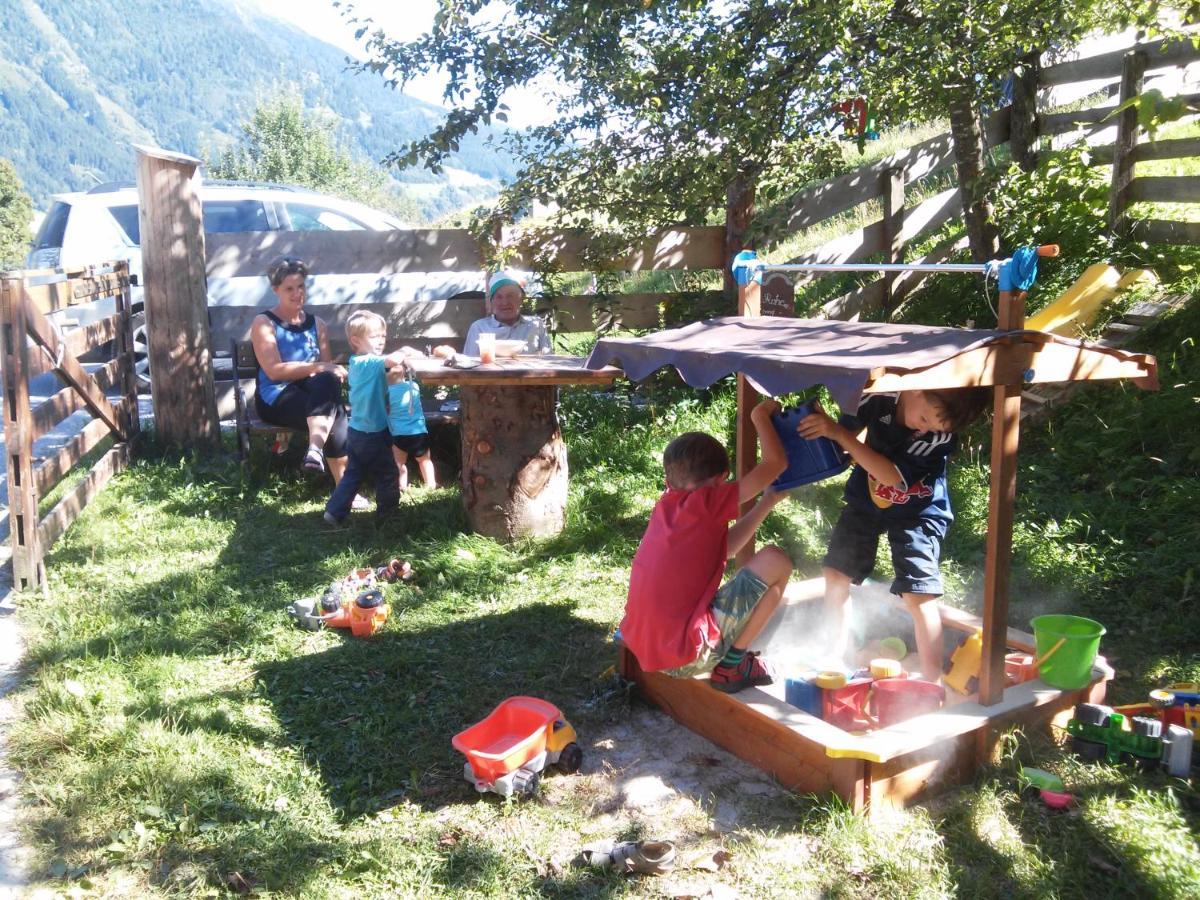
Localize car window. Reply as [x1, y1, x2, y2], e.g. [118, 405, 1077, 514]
[202, 200, 271, 233]
[108, 204, 141, 245]
[284, 202, 368, 231]
[32, 201, 72, 250]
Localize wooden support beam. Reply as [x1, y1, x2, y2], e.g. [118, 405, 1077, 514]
[62, 313, 120, 362]
[1108, 51, 1147, 236]
[37, 443, 130, 551]
[33, 407, 123, 496]
[880, 167, 905, 313]
[734, 278, 761, 567]
[136, 145, 220, 450]
[30, 357, 123, 443]
[1133, 219, 1200, 245]
[1128, 175, 1200, 204]
[979, 295, 1025, 706]
[23, 303, 125, 438]
[0, 277, 45, 590]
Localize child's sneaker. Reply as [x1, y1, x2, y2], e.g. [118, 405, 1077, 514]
[710, 651, 774, 693]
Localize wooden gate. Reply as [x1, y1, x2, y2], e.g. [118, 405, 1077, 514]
[0, 261, 140, 590]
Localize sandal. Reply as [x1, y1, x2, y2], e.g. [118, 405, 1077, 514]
[577, 839, 675, 875]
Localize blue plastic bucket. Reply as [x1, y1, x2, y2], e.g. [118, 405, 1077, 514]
[771, 402, 850, 490]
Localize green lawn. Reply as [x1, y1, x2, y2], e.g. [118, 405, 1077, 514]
[8, 294, 1200, 896]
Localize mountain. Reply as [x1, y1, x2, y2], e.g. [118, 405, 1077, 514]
[0, 0, 516, 217]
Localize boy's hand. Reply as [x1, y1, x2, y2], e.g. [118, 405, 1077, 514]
[751, 397, 782, 422]
[797, 401, 840, 441]
[431, 345, 456, 359]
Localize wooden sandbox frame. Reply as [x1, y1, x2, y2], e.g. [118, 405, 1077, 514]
[597, 271, 1157, 814]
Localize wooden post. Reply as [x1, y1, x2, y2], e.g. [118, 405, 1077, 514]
[114, 261, 141, 442]
[459, 384, 568, 540]
[1, 276, 44, 590]
[1108, 51, 1146, 236]
[734, 277, 761, 566]
[881, 167, 906, 313]
[979, 292, 1026, 706]
[1008, 53, 1040, 174]
[134, 145, 220, 449]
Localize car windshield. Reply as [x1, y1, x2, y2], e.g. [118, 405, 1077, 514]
[32, 201, 72, 250]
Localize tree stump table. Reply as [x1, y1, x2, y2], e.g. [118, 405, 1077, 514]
[408, 356, 621, 541]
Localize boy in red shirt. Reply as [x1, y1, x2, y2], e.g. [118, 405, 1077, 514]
[621, 398, 793, 693]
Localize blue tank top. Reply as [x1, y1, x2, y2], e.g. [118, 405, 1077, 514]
[257, 310, 320, 406]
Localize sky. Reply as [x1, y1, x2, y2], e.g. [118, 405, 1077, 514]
[249, 0, 557, 127]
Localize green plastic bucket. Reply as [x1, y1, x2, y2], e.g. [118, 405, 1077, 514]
[1030, 614, 1106, 689]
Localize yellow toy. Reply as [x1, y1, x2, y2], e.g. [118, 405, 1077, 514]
[945, 628, 983, 695]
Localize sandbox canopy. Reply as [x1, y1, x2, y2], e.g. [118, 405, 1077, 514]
[583, 316, 1158, 407]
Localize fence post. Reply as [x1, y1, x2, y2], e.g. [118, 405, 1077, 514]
[1, 276, 45, 590]
[1009, 53, 1041, 173]
[134, 145, 220, 450]
[881, 167, 905, 312]
[1108, 50, 1146, 237]
[114, 261, 141, 443]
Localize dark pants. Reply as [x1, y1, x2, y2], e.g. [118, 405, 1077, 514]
[256, 373, 348, 459]
[325, 428, 401, 521]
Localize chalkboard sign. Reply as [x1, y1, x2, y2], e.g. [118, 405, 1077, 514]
[761, 272, 795, 318]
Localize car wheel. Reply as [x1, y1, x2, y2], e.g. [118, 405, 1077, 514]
[130, 311, 151, 390]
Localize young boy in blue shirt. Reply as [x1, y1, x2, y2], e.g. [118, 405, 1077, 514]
[324, 311, 410, 525]
[387, 365, 437, 490]
[798, 387, 989, 681]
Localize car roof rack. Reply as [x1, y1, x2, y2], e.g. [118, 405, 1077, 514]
[85, 179, 315, 195]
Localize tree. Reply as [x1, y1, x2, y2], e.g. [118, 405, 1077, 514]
[348, 1, 851, 290]
[206, 93, 421, 221]
[842, 0, 1167, 261]
[0, 158, 33, 269]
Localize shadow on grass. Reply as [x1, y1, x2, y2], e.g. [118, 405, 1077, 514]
[256, 602, 614, 819]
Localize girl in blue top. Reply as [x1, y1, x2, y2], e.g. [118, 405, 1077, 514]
[250, 257, 351, 484]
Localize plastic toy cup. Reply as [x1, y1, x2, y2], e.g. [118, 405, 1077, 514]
[771, 402, 850, 491]
[871, 677, 945, 726]
[477, 332, 496, 364]
[1030, 614, 1106, 689]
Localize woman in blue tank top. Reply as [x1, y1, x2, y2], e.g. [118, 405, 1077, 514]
[251, 258, 350, 482]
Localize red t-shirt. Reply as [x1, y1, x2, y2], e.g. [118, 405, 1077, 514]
[620, 480, 740, 671]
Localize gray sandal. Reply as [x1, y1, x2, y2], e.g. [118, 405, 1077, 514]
[578, 839, 676, 875]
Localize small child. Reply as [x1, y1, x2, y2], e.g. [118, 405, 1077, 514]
[462, 271, 552, 356]
[323, 312, 409, 525]
[798, 388, 990, 681]
[387, 361, 437, 490]
[621, 398, 793, 694]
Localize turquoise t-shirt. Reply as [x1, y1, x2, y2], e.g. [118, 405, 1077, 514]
[347, 354, 389, 433]
[387, 379, 427, 436]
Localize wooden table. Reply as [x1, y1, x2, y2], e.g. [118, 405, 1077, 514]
[409, 355, 621, 540]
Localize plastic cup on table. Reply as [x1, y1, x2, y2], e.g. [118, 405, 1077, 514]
[477, 332, 496, 364]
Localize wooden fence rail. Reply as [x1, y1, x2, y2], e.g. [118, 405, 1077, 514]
[0, 262, 139, 590]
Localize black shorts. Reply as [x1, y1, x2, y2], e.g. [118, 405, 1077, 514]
[391, 432, 431, 458]
[255, 373, 348, 458]
[823, 503, 948, 596]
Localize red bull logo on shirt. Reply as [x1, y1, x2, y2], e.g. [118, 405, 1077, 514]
[868, 474, 933, 509]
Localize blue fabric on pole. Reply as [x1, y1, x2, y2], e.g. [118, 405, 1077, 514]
[995, 246, 1040, 292]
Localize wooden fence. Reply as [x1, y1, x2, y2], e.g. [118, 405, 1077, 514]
[0, 262, 140, 590]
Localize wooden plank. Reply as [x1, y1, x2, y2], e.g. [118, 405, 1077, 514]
[36, 443, 129, 551]
[881, 167, 906, 311]
[979, 296, 1025, 706]
[822, 280, 887, 322]
[137, 146, 221, 449]
[621, 647, 868, 805]
[407, 360, 622, 388]
[1040, 38, 1200, 87]
[30, 357, 123, 442]
[1109, 52, 1147, 235]
[21, 268, 128, 314]
[24, 304, 124, 437]
[1, 277, 45, 589]
[1090, 137, 1200, 165]
[1133, 218, 1200, 245]
[1039, 105, 1115, 135]
[1128, 175, 1200, 204]
[536, 292, 685, 332]
[206, 225, 725, 278]
[62, 313, 120, 361]
[867, 731, 977, 812]
[33, 412, 117, 496]
[862, 336, 1159, 393]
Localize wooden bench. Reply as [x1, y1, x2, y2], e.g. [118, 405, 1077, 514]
[224, 339, 461, 460]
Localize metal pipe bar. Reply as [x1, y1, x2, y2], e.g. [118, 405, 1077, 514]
[755, 262, 989, 274]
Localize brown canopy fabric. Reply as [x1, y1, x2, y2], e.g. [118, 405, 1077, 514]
[584, 316, 1129, 410]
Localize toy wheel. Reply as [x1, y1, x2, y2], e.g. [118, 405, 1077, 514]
[1074, 703, 1113, 727]
[511, 768, 541, 797]
[1071, 737, 1106, 763]
[556, 742, 583, 775]
[1132, 716, 1162, 739]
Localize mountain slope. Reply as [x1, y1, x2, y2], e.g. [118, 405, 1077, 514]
[0, 0, 514, 213]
